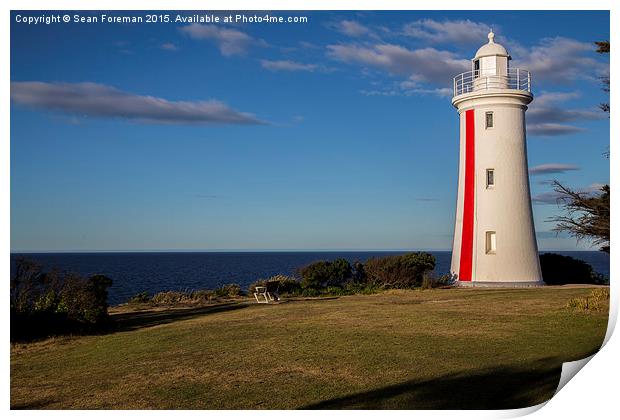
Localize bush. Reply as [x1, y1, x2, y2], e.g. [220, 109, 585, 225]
[421, 273, 458, 290]
[57, 273, 112, 325]
[10, 258, 113, 341]
[352, 261, 366, 283]
[191, 289, 216, 303]
[567, 288, 610, 312]
[300, 287, 321, 297]
[343, 283, 382, 295]
[129, 291, 151, 304]
[151, 291, 186, 305]
[298, 258, 352, 289]
[249, 275, 301, 296]
[539, 253, 606, 285]
[151, 289, 217, 305]
[363, 252, 436, 289]
[215, 284, 242, 298]
[274, 275, 302, 295]
[248, 279, 267, 295]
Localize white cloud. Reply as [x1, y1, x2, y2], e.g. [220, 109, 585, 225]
[532, 191, 562, 205]
[528, 123, 585, 136]
[336, 20, 372, 38]
[403, 19, 492, 46]
[398, 21, 608, 84]
[260, 59, 318, 72]
[533, 91, 580, 106]
[527, 91, 604, 137]
[327, 43, 469, 85]
[361, 79, 452, 98]
[160, 42, 179, 51]
[299, 41, 320, 49]
[11, 81, 265, 125]
[179, 24, 265, 56]
[529, 163, 581, 175]
[533, 183, 607, 205]
[327, 25, 608, 103]
[513, 37, 608, 82]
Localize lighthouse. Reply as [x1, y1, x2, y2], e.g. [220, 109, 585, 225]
[450, 31, 544, 287]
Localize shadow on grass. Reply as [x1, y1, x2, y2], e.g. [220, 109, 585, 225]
[11, 398, 59, 410]
[110, 302, 250, 333]
[288, 296, 341, 302]
[302, 358, 564, 410]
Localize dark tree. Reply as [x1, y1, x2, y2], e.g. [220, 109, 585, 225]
[595, 41, 610, 114]
[595, 40, 610, 53]
[548, 41, 610, 252]
[298, 258, 352, 289]
[549, 181, 609, 253]
[539, 253, 605, 285]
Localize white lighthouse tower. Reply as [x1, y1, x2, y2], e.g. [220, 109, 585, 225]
[450, 31, 544, 287]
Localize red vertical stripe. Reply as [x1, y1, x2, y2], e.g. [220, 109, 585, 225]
[459, 109, 475, 281]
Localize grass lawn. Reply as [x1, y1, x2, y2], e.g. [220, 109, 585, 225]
[11, 286, 608, 409]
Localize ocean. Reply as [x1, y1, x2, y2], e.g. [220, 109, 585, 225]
[10, 251, 610, 305]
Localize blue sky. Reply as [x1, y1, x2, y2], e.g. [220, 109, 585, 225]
[10, 10, 609, 252]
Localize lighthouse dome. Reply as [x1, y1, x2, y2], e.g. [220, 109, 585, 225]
[475, 31, 510, 59]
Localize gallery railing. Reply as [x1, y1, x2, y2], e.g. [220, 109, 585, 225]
[453, 68, 531, 97]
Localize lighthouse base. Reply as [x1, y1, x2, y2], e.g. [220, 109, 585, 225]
[455, 280, 546, 288]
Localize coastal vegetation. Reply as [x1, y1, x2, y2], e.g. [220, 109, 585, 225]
[567, 288, 610, 312]
[11, 287, 608, 409]
[11, 251, 608, 342]
[128, 285, 243, 306]
[127, 252, 442, 305]
[10, 252, 610, 408]
[10, 258, 112, 342]
[539, 253, 608, 285]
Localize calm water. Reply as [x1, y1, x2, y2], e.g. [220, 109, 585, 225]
[10, 251, 610, 305]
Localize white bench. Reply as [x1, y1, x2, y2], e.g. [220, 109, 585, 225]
[253, 286, 278, 304]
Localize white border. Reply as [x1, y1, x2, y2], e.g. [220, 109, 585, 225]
[3, 1, 616, 419]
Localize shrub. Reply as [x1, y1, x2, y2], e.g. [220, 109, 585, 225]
[343, 283, 382, 295]
[352, 261, 366, 283]
[129, 291, 152, 304]
[152, 291, 186, 305]
[300, 287, 321, 297]
[273, 275, 302, 295]
[248, 279, 267, 295]
[149, 289, 217, 305]
[420, 272, 457, 290]
[10, 258, 113, 341]
[363, 252, 436, 289]
[567, 288, 610, 312]
[321, 286, 354, 296]
[215, 283, 242, 298]
[298, 258, 352, 289]
[56, 273, 112, 325]
[191, 289, 216, 303]
[539, 253, 606, 285]
[250, 274, 301, 295]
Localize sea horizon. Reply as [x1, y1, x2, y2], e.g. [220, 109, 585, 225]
[10, 248, 601, 254]
[11, 250, 609, 305]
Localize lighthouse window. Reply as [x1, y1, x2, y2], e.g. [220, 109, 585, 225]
[485, 112, 494, 128]
[473, 59, 480, 77]
[486, 231, 497, 254]
[486, 169, 495, 188]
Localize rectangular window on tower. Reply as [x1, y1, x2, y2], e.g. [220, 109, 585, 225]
[486, 169, 495, 188]
[485, 112, 494, 128]
[486, 231, 497, 254]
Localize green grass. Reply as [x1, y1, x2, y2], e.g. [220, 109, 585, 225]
[11, 287, 608, 409]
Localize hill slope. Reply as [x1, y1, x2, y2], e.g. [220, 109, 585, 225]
[11, 287, 608, 409]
